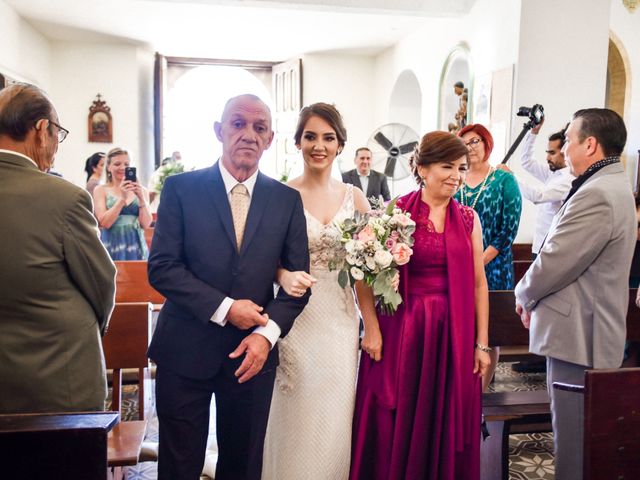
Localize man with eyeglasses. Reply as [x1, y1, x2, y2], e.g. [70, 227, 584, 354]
[0, 82, 116, 414]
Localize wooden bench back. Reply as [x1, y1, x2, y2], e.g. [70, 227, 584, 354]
[488, 289, 640, 347]
[584, 367, 640, 479]
[115, 260, 164, 305]
[511, 243, 533, 261]
[0, 412, 118, 479]
[102, 302, 152, 420]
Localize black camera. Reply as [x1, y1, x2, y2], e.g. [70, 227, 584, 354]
[517, 104, 544, 126]
[124, 166, 137, 183]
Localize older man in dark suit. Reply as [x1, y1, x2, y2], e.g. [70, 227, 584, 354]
[148, 94, 310, 480]
[342, 147, 390, 206]
[0, 83, 116, 414]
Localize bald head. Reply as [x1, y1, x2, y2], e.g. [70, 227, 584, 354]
[220, 94, 271, 123]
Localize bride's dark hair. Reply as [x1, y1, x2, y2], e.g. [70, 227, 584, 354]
[410, 131, 469, 184]
[293, 102, 347, 148]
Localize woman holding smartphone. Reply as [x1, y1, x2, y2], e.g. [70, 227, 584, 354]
[93, 147, 152, 260]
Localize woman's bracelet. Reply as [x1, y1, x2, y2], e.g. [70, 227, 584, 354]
[475, 343, 493, 353]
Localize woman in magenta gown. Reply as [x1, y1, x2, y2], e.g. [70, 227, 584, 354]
[350, 131, 491, 480]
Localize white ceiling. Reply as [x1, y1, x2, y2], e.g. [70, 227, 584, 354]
[7, 0, 475, 60]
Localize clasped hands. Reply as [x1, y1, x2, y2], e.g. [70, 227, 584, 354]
[227, 299, 271, 384]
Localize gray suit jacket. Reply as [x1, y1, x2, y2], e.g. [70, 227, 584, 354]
[342, 169, 391, 204]
[0, 151, 116, 413]
[515, 162, 636, 368]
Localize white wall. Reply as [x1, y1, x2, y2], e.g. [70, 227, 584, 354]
[301, 52, 376, 177]
[50, 42, 155, 187]
[510, 0, 611, 243]
[371, 0, 522, 198]
[0, 0, 51, 87]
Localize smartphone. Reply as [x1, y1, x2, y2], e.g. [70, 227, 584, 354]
[124, 167, 137, 183]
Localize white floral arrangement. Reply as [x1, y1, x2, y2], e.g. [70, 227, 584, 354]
[331, 198, 416, 314]
[151, 160, 185, 194]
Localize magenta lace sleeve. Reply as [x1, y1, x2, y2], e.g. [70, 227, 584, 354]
[458, 204, 475, 235]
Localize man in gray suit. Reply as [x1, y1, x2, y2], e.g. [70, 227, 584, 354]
[515, 108, 636, 479]
[0, 83, 116, 413]
[342, 147, 390, 206]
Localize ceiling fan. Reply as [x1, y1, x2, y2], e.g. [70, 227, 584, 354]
[367, 123, 419, 181]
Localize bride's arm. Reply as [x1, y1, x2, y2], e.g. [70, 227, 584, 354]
[276, 268, 316, 297]
[352, 187, 383, 360]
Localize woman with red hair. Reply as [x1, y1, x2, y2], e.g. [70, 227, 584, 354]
[454, 124, 521, 390]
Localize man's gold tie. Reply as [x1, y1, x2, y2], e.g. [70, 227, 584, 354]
[230, 183, 250, 250]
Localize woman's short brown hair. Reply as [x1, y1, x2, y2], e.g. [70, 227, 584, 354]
[293, 102, 347, 148]
[410, 131, 469, 184]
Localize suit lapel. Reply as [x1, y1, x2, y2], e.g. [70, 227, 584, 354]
[239, 172, 271, 255]
[205, 163, 237, 251]
[351, 170, 363, 191]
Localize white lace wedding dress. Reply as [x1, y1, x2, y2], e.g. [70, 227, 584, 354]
[262, 184, 360, 480]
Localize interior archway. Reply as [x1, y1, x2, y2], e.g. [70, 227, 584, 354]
[389, 69, 422, 134]
[438, 45, 472, 132]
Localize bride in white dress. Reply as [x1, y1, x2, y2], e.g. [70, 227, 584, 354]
[261, 103, 376, 480]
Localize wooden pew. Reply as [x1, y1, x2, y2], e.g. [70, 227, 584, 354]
[481, 289, 640, 480]
[512, 260, 533, 285]
[511, 243, 533, 261]
[554, 367, 640, 480]
[102, 302, 153, 421]
[107, 420, 148, 480]
[0, 411, 118, 479]
[114, 260, 164, 306]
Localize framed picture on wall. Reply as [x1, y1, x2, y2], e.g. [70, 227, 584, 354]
[88, 94, 113, 143]
[473, 72, 492, 127]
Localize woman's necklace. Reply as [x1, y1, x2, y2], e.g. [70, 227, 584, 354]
[461, 166, 494, 210]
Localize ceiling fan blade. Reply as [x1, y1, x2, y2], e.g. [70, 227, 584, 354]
[398, 141, 418, 155]
[374, 131, 394, 151]
[384, 156, 397, 177]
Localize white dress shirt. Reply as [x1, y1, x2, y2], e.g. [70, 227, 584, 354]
[515, 132, 574, 253]
[210, 161, 282, 348]
[358, 173, 370, 196]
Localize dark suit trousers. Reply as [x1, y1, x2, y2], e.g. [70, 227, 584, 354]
[156, 364, 277, 480]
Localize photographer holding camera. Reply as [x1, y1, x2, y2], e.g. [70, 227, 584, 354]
[497, 116, 573, 259]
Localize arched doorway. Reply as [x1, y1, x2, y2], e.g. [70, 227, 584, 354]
[389, 69, 422, 134]
[163, 65, 274, 174]
[606, 36, 628, 120]
[438, 45, 473, 132]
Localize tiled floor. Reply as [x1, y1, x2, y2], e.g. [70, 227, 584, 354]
[117, 361, 555, 479]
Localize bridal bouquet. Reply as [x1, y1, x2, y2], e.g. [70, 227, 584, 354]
[331, 198, 416, 314]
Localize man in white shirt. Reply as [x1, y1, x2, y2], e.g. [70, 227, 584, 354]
[498, 118, 574, 259]
[342, 147, 390, 206]
[498, 118, 574, 373]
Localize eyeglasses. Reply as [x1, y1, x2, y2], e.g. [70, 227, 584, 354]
[464, 137, 483, 148]
[49, 119, 69, 143]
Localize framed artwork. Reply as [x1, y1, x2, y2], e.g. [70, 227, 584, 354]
[88, 94, 112, 143]
[473, 72, 492, 127]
